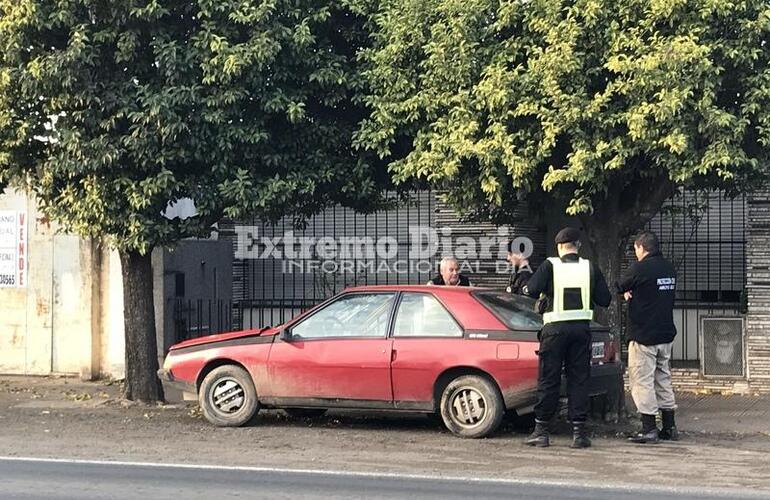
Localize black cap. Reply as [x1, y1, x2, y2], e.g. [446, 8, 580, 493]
[555, 227, 581, 244]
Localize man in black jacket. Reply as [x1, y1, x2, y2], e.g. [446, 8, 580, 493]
[616, 231, 678, 444]
[524, 227, 611, 449]
[506, 239, 534, 295]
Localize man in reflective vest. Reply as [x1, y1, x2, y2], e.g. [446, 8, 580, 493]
[524, 227, 611, 448]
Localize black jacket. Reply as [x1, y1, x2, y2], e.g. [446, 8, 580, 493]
[525, 253, 611, 318]
[507, 266, 533, 295]
[615, 252, 677, 345]
[427, 274, 472, 286]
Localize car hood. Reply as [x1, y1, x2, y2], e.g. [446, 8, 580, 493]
[169, 326, 280, 351]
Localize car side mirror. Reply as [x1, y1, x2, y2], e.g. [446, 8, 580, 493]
[279, 329, 292, 342]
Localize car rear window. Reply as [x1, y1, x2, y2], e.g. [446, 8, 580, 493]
[472, 291, 543, 330]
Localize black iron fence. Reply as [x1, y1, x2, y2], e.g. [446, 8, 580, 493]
[171, 189, 748, 369]
[172, 298, 314, 343]
[634, 190, 747, 365]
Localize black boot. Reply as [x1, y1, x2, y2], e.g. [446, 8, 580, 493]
[659, 409, 679, 441]
[571, 421, 591, 449]
[628, 413, 659, 444]
[524, 419, 550, 447]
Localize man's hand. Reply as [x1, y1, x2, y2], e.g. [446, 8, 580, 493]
[623, 291, 633, 301]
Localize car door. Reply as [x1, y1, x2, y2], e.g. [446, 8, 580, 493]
[265, 292, 396, 405]
[390, 292, 465, 409]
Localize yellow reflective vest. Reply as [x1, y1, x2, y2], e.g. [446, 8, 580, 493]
[542, 257, 594, 324]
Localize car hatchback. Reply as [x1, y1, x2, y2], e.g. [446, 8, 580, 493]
[159, 285, 622, 438]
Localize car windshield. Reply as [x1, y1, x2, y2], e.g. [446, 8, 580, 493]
[291, 293, 395, 338]
[472, 291, 543, 329]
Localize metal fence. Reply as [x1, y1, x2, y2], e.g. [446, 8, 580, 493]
[172, 191, 437, 343]
[173, 189, 748, 368]
[228, 191, 437, 333]
[172, 298, 315, 342]
[634, 190, 747, 365]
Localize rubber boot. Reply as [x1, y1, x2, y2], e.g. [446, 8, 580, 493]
[659, 409, 679, 441]
[628, 413, 659, 444]
[524, 419, 550, 447]
[570, 421, 592, 449]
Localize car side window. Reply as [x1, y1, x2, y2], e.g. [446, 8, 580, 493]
[291, 293, 395, 339]
[393, 293, 462, 337]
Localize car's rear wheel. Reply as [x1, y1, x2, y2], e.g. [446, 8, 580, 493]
[283, 408, 328, 419]
[439, 375, 504, 438]
[198, 365, 259, 427]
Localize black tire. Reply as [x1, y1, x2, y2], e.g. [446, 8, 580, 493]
[198, 365, 259, 427]
[283, 408, 328, 419]
[439, 375, 504, 438]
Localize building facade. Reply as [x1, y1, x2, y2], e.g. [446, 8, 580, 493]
[3, 184, 770, 395]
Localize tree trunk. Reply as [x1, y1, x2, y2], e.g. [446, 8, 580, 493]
[577, 175, 675, 420]
[580, 219, 629, 333]
[120, 249, 164, 403]
[578, 217, 630, 421]
[580, 174, 675, 331]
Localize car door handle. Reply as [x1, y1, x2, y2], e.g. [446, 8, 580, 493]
[391, 349, 397, 362]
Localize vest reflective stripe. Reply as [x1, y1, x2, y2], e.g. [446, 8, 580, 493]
[542, 257, 594, 324]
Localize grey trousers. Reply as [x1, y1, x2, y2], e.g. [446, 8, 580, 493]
[628, 341, 677, 415]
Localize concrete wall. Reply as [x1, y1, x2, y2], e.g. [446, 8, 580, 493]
[100, 248, 126, 378]
[0, 189, 51, 374]
[0, 188, 126, 379]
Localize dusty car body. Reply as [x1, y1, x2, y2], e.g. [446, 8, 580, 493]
[159, 285, 622, 438]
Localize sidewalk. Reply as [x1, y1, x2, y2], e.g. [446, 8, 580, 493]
[1, 375, 768, 436]
[673, 391, 770, 436]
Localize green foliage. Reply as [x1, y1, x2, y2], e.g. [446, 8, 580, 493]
[0, 0, 384, 254]
[353, 0, 770, 217]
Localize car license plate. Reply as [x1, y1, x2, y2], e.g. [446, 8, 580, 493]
[591, 342, 605, 358]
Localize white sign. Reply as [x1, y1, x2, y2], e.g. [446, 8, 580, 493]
[0, 211, 27, 288]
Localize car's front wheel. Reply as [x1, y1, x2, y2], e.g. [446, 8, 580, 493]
[198, 365, 259, 427]
[439, 374, 504, 438]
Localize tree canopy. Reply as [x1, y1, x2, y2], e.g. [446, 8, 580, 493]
[0, 0, 388, 401]
[353, 0, 770, 223]
[0, 0, 383, 255]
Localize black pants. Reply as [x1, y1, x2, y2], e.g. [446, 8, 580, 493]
[534, 321, 591, 423]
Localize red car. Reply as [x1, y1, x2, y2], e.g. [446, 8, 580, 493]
[158, 285, 622, 438]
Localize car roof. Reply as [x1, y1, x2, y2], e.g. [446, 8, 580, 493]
[339, 285, 508, 330]
[344, 284, 485, 294]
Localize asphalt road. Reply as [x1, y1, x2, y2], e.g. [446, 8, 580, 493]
[1, 457, 768, 500]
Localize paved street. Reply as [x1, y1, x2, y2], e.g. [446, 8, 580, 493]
[2, 457, 769, 500]
[1, 376, 769, 498]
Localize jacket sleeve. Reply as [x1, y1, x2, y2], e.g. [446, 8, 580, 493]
[591, 264, 612, 308]
[614, 262, 638, 294]
[518, 269, 533, 289]
[525, 260, 551, 298]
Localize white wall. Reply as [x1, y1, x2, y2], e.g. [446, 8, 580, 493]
[0, 188, 126, 378]
[0, 189, 54, 374]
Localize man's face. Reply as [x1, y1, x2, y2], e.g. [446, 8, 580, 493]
[634, 243, 645, 261]
[441, 260, 461, 285]
[507, 252, 522, 266]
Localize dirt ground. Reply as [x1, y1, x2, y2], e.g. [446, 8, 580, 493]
[1, 375, 769, 493]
